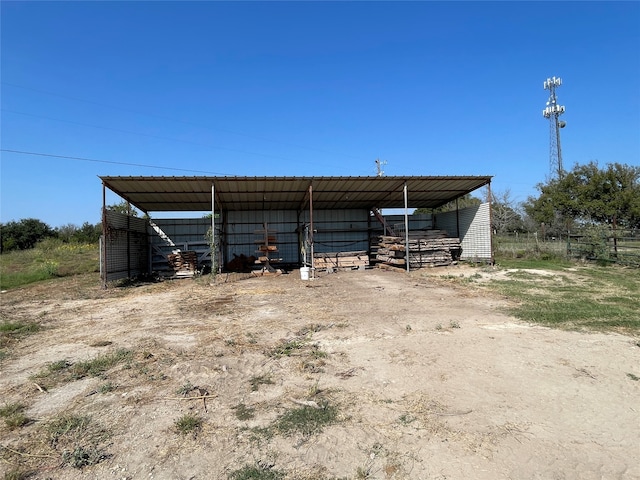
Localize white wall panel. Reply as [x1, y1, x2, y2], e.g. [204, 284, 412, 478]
[434, 203, 492, 260]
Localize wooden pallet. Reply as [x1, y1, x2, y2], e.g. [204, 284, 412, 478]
[314, 251, 369, 270]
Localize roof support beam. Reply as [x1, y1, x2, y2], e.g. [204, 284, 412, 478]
[101, 181, 107, 289]
[298, 180, 313, 212]
[404, 182, 410, 273]
[211, 182, 217, 274]
[309, 183, 315, 278]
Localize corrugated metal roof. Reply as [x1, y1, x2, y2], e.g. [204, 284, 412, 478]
[99, 176, 492, 212]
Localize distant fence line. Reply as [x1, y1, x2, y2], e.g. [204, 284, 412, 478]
[493, 228, 640, 266]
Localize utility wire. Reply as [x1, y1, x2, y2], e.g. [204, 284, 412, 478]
[0, 149, 232, 175]
[2, 109, 306, 163]
[1, 81, 367, 163]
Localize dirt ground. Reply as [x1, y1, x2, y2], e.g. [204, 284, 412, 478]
[1, 266, 639, 479]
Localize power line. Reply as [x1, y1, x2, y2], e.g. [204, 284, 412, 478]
[1, 81, 367, 163]
[0, 149, 231, 175]
[1, 109, 309, 163]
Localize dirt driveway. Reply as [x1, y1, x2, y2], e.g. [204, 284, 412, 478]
[1, 267, 638, 479]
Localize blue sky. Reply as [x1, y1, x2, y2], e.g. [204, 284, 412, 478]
[1, 1, 639, 227]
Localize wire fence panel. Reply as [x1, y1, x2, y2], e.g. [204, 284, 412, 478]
[494, 228, 640, 266]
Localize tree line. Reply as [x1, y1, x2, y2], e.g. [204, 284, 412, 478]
[420, 161, 639, 237]
[0, 219, 102, 253]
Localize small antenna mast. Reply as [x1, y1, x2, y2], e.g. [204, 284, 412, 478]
[375, 158, 387, 177]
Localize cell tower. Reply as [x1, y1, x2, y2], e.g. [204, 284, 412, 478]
[542, 76, 567, 179]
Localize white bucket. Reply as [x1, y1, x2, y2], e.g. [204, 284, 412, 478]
[300, 266, 310, 280]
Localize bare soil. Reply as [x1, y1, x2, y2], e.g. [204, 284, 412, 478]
[1, 266, 638, 479]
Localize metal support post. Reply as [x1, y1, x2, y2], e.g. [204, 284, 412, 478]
[309, 184, 314, 278]
[211, 183, 216, 273]
[404, 182, 409, 272]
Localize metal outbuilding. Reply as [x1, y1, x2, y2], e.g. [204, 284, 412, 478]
[99, 175, 493, 285]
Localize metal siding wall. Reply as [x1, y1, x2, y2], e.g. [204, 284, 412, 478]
[434, 203, 492, 260]
[149, 218, 213, 272]
[225, 210, 299, 265]
[299, 209, 370, 254]
[382, 214, 433, 234]
[104, 210, 149, 282]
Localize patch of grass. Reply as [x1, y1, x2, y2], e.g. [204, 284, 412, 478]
[308, 343, 328, 359]
[274, 402, 338, 437]
[46, 415, 92, 447]
[627, 373, 639, 381]
[0, 321, 41, 360]
[41, 413, 110, 468]
[249, 374, 274, 391]
[3, 468, 34, 480]
[449, 320, 461, 329]
[228, 463, 285, 480]
[296, 323, 328, 336]
[0, 242, 99, 290]
[177, 381, 194, 396]
[485, 264, 640, 334]
[32, 349, 133, 387]
[72, 348, 133, 378]
[0, 321, 41, 336]
[174, 414, 202, 436]
[269, 339, 305, 358]
[47, 359, 72, 372]
[0, 403, 30, 430]
[98, 382, 116, 393]
[232, 403, 256, 421]
[397, 413, 416, 425]
[62, 445, 108, 469]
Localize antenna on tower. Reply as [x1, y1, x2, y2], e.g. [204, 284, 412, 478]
[542, 76, 567, 179]
[375, 158, 387, 177]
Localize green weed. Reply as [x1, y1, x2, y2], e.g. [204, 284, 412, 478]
[174, 414, 202, 436]
[249, 375, 274, 391]
[269, 339, 305, 358]
[232, 403, 256, 421]
[72, 349, 133, 378]
[177, 381, 194, 396]
[46, 415, 92, 447]
[397, 413, 416, 425]
[62, 445, 108, 469]
[32, 349, 133, 388]
[228, 463, 285, 480]
[98, 382, 116, 393]
[0, 321, 41, 336]
[0, 403, 30, 429]
[274, 402, 338, 437]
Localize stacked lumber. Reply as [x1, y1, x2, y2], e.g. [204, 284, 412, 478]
[314, 251, 369, 270]
[167, 250, 198, 276]
[375, 230, 461, 268]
